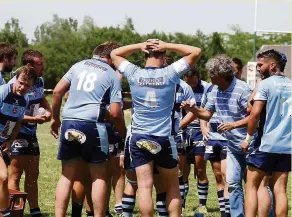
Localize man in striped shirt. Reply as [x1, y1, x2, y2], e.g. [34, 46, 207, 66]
[181, 55, 252, 217]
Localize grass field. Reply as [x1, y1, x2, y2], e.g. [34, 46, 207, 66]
[17, 99, 291, 217]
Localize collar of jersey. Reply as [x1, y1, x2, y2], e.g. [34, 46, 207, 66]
[220, 77, 236, 93]
[271, 73, 285, 77]
[145, 66, 161, 69]
[91, 55, 108, 65]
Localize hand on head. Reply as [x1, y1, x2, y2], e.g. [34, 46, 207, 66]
[142, 39, 167, 53]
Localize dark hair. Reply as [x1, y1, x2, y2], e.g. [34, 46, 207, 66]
[92, 42, 120, 58]
[21, 49, 43, 65]
[184, 66, 200, 78]
[0, 42, 18, 62]
[164, 54, 174, 66]
[15, 65, 37, 85]
[257, 49, 287, 72]
[232, 57, 243, 70]
[145, 50, 166, 59]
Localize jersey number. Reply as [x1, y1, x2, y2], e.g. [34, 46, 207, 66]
[144, 91, 158, 108]
[77, 71, 97, 92]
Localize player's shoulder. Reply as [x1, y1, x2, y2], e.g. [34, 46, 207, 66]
[0, 83, 10, 93]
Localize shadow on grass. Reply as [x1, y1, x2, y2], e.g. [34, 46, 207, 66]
[24, 213, 53, 217]
[185, 207, 220, 217]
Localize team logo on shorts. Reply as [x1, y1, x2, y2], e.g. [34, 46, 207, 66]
[205, 145, 213, 154]
[65, 129, 86, 144]
[136, 139, 161, 154]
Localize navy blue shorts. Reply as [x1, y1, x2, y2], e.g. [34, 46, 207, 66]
[204, 140, 228, 161]
[124, 136, 135, 171]
[129, 133, 178, 169]
[10, 133, 40, 156]
[247, 148, 291, 172]
[57, 120, 108, 164]
[124, 136, 159, 175]
[186, 129, 205, 155]
[175, 132, 187, 155]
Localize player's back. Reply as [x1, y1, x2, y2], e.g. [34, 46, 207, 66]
[63, 58, 121, 122]
[255, 75, 292, 153]
[119, 59, 190, 137]
[130, 67, 176, 136]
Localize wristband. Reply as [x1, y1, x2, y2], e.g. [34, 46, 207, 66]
[244, 134, 253, 144]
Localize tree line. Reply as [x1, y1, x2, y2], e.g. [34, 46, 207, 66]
[0, 15, 290, 90]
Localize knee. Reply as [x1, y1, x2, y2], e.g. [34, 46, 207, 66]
[0, 170, 8, 185]
[273, 183, 287, 194]
[213, 171, 223, 183]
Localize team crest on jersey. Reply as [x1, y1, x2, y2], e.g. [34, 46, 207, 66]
[136, 139, 161, 154]
[65, 129, 86, 144]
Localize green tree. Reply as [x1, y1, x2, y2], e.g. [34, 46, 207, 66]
[0, 18, 29, 48]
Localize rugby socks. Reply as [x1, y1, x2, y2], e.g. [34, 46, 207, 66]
[86, 210, 94, 217]
[183, 181, 189, 207]
[0, 209, 11, 217]
[198, 182, 209, 206]
[114, 203, 123, 215]
[179, 176, 185, 208]
[217, 189, 225, 217]
[225, 199, 231, 217]
[30, 207, 42, 217]
[156, 192, 169, 217]
[71, 202, 83, 217]
[122, 193, 136, 217]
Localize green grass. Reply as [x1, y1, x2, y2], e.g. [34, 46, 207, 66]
[17, 96, 291, 217]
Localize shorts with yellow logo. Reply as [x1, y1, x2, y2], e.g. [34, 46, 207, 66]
[129, 133, 178, 169]
[58, 120, 108, 164]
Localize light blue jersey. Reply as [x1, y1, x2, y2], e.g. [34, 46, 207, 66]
[62, 57, 122, 122]
[172, 80, 195, 135]
[254, 75, 292, 154]
[0, 72, 6, 85]
[0, 84, 28, 143]
[205, 78, 252, 153]
[9, 76, 44, 134]
[201, 84, 227, 141]
[118, 58, 191, 136]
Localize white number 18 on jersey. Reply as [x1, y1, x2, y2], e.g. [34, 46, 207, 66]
[77, 70, 97, 92]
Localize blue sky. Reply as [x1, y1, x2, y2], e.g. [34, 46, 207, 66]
[1, 0, 291, 40]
